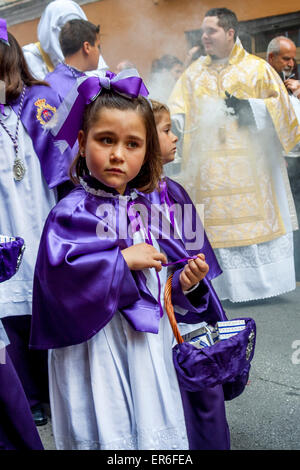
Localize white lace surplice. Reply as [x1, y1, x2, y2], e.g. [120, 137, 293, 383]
[212, 232, 295, 302]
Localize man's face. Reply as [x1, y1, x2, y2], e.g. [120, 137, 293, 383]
[268, 40, 296, 77]
[201, 16, 235, 59]
[87, 34, 101, 71]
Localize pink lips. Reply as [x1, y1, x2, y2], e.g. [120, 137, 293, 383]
[106, 168, 124, 174]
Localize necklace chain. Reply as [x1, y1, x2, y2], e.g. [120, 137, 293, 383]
[63, 62, 85, 79]
[0, 85, 27, 181]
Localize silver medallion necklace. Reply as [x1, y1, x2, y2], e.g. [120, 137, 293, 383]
[0, 84, 27, 181]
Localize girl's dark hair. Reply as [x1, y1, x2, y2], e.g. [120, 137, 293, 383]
[0, 31, 49, 102]
[70, 90, 163, 193]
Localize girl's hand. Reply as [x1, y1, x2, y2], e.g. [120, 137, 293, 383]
[121, 243, 167, 272]
[179, 253, 209, 292]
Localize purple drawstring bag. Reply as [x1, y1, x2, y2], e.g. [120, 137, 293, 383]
[165, 275, 256, 398]
[0, 237, 25, 283]
[165, 275, 256, 449]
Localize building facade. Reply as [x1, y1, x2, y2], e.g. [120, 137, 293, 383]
[1, 0, 300, 78]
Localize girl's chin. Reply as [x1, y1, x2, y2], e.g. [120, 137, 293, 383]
[163, 157, 175, 165]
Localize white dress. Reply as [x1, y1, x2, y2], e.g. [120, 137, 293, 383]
[0, 106, 56, 318]
[48, 189, 189, 450]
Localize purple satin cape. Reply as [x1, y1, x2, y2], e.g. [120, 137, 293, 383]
[10, 85, 74, 188]
[144, 177, 227, 325]
[30, 177, 232, 450]
[0, 238, 24, 283]
[30, 177, 226, 349]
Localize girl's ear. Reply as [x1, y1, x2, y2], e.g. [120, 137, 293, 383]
[78, 130, 86, 157]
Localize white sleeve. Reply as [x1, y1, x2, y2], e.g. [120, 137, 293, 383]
[248, 98, 270, 130]
[289, 95, 300, 124]
[22, 44, 49, 80]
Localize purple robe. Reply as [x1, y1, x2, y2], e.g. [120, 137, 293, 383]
[11, 84, 74, 189]
[45, 63, 85, 102]
[0, 352, 44, 450]
[0, 239, 43, 450]
[45, 63, 85, 199]
[0, 238, 24, 283]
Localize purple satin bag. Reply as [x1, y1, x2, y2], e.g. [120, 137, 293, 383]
[165, 276, 256, 399]
[0, 237, 25, 283]
[173, 317, 256, 399]
[165, 276, 256, 449]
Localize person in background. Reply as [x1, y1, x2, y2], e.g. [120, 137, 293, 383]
[169, 8, 300, 303]
[23, 0, 107, 80]
[267, 36, 300, 124]
[149, 99, 230, 449]
[267, 36, 300, 98]
[0, 20, 73, 427]
[267, 35, 300, 281]
[45, 18, 101, 200]
[148, 54, 184, 102]
[46, 19, 101, 102]
[115, 59, 136, 74]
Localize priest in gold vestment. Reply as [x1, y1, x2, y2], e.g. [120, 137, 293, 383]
[169, 8, 300, 302]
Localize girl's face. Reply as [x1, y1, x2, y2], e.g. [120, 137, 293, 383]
[79, 108, 147, 194]
[156, 111, 178, 165]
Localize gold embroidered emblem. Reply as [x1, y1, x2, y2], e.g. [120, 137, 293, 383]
[34, 99, 56, 125]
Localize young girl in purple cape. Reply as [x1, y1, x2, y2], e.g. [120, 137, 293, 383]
[0, 20, 74, 426]
[30, 71, 229, 450]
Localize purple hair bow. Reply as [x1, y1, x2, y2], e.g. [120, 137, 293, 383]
[0, 18, 9, 46]
[50, 69, 149, 150]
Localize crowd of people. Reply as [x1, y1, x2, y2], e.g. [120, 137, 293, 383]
[0, 0, 299, 451]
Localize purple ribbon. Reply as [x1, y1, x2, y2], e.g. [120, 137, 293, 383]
[0, 18, 9, 46]
[127, 197, 198, 318]
[159, 179, 175, 227]
[55, 70, 149, 149]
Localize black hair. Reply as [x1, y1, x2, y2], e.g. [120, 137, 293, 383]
[205, 8, 239, 40]
[59, 19, 100, 57]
